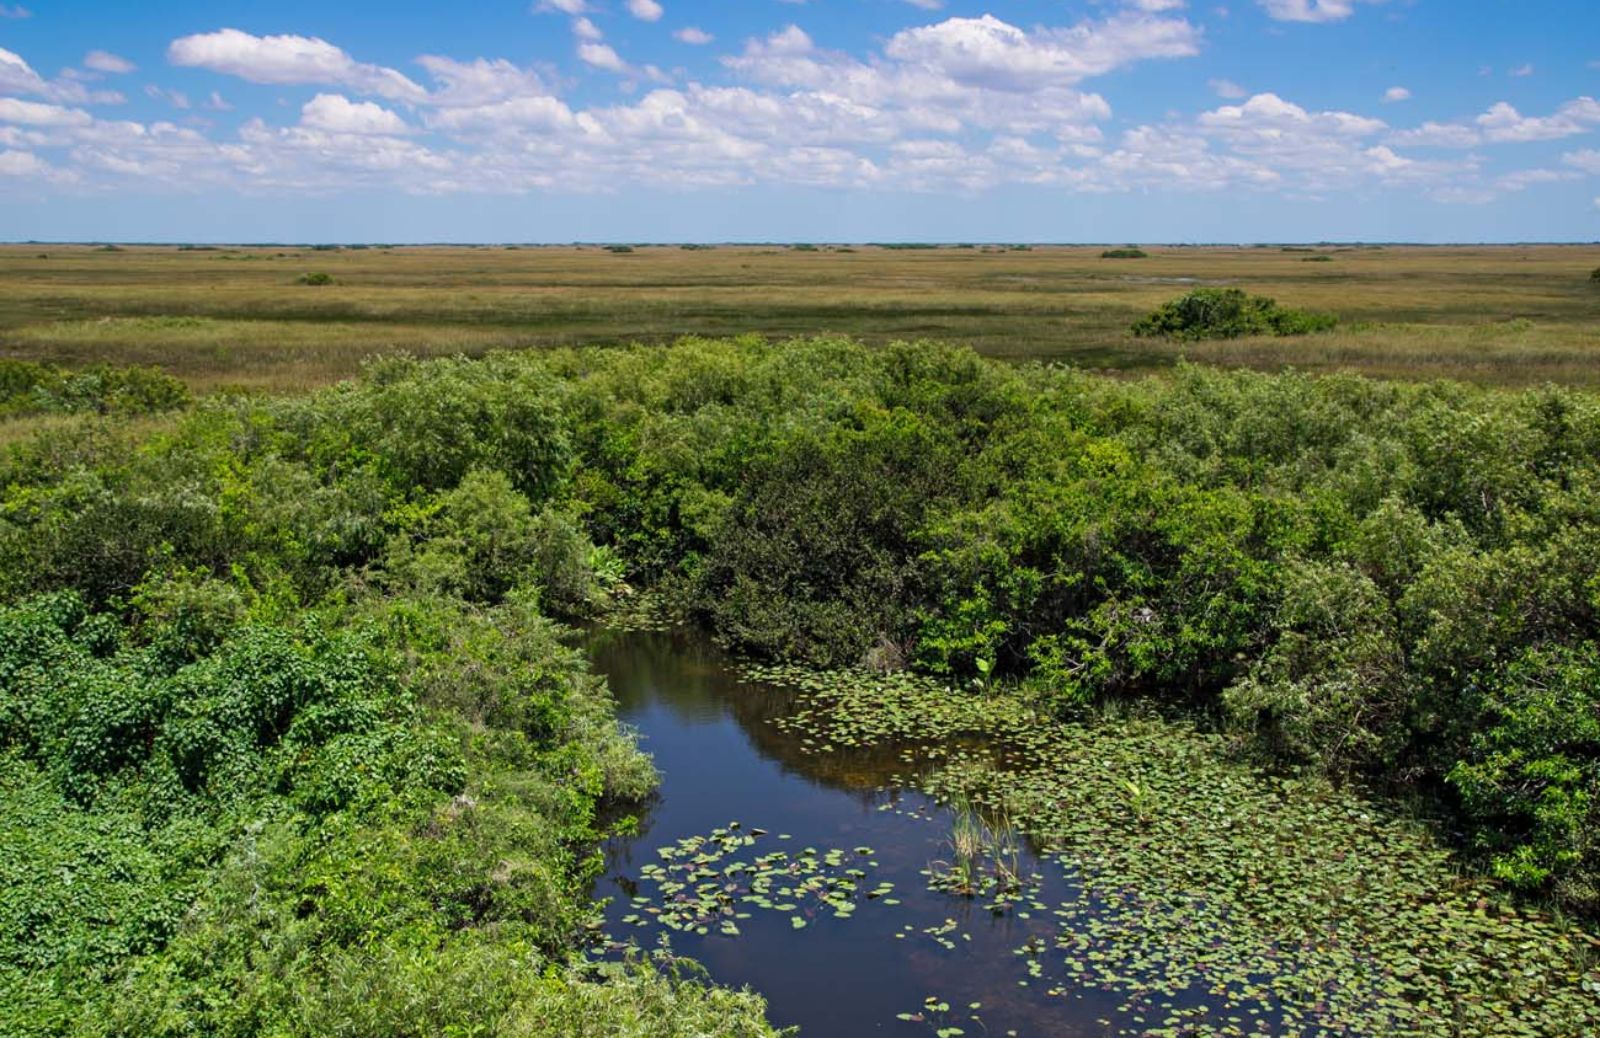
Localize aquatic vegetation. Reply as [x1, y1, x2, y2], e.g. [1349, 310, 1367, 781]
[750, 664, 1600, 1036]
[609, 825, 892, 940]
[924, 795, 1037, 911]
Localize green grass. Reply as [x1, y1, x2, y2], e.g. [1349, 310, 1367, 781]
[2, 243, 1598, 390]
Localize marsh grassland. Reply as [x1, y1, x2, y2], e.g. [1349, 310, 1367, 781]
[1, 242, 1598, 390]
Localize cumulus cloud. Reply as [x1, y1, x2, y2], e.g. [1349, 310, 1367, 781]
[0, 14, 1575, 208]
[577, 42, 629, 74]
[300, 93, 411, 135]
[417, 56, 553, 107]
[168, 29, 427, 102]
[626, 0, 664, 22]
[1385, 97, 1600, 148]
[1382, 86, 1410, 103]
[1476, 98, 1600, 142]
[0, 45, 121, 104]
[880, 13, 1200, 91]
[0, 97, 94, 127]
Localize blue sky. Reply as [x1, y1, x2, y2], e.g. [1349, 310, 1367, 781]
[0, 0, 1596, 241]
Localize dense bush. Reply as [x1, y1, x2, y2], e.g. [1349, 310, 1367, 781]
[0, 360, 189, 419]
[0, 350, 778, 1036]
[6, 333, 1600, 1033]
[1101, 248, 1148, 259]
[1133, 287, 1337, 340]
[296, 271, 335, 285]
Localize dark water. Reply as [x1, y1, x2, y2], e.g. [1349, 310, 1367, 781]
[586, 627, 1128, 1038]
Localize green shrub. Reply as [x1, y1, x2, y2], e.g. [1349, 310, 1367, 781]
[1101, 248, 1148, 259]
[1132, 287, 1337, 340]
[1223, 561, 1409, 774]
[1448, 646, 1600, 910]
[0, 360, 189, 418]
[297, 271, 336, 285]
[1590, 267, 1600, 283]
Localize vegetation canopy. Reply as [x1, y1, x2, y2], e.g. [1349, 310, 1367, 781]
[1132, 287, 1338, 340]
[3, 333, 1600, 1034]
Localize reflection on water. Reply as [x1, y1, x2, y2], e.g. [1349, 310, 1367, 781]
[586, 627, 1122, 1038]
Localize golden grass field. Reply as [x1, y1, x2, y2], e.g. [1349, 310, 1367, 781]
[1, 242, 1597, 392]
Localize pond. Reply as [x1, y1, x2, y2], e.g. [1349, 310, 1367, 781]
[586, 627, 1600, 1038]
[587, 626, 1144, 1037]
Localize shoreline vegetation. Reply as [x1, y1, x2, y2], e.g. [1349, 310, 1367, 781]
[4, 330, 1600, 1034]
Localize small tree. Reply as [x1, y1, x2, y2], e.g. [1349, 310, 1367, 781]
[297, 272, 335, 286]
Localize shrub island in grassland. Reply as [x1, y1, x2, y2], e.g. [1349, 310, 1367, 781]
[3, 335, 1600, 1033]
[1133, 286, 1338, 339]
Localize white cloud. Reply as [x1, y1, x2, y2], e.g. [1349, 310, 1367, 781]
[626, 0, 664, 22]
[577, 43, 629, 74]
[1258, 0, 1379, 23]
[674, 27, 714, 46]
[1210, 78, 1247, 99]
[572, 17, 603, 41]
[167, 29, 427, 102]
[881, 13, 1200, 90]
[1509, 63, 1534, 78]
[1495, 168, 1579, 192]
[1477, 98, 1600, 143]
[0, 14, 1572, 207]
[144, 85, 191, 110]
[723, 13, 1194, 140]
[1384, 97, 1600, 149]
[0, 97, 93, 127]
[1387, 121, 1480, 148]
[300, 93, 411, 135]
[0, 149, 52, 176]
[0, 4, 30, 18]
[1382, 86, 1410, 103]
[1199, 92, 1386, 139]
[0, 46, 48, 95]
[417, 56, 553, 108]
[1563, 149, 1600, 175]
[537, 0, 589, 13]
[84, 50, 136, 75]
[425, 94, 576, 133]
[0, 45, 122, 104]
